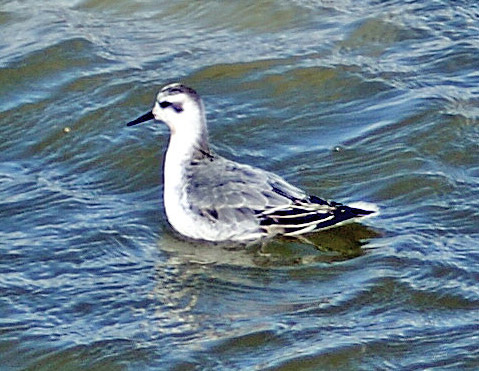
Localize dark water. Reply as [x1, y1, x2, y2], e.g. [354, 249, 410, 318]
[2, 0, 479, 369]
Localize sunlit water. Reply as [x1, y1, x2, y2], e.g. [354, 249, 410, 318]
[2, 0, 479, 369]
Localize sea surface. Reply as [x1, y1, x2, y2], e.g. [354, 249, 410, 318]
[2, 0, 479, 369]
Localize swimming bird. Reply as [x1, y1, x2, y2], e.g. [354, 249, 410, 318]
[127, 83, 378, 242]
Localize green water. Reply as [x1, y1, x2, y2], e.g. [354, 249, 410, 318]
[1, 0, 479, 369]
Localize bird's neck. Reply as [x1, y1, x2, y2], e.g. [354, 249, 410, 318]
[163, 114, 211, 200]
[167, 118, 210, 164]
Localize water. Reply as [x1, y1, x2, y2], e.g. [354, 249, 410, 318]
[2, 0, 479, 369]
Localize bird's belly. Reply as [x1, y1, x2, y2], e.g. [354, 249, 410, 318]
[164, 193, 263, 242]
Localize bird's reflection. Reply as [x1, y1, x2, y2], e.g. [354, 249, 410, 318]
[158, 223, 381, 267]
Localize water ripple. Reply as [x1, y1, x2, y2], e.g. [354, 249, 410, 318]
[2, 0, 479, 369]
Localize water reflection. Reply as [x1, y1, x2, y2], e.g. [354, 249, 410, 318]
[157, 223, 380, 267]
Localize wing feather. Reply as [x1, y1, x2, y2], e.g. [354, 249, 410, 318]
[184, 154, 375, 239]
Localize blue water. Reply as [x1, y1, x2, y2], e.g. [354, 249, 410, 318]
[2, 0, 479, 369]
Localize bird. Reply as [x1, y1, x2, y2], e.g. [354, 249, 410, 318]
[127, 83, 378, 242]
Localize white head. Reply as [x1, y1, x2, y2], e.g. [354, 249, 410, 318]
[127, 83, 209, 152]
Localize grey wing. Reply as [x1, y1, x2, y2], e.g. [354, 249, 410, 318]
[185, 156, 305, 227]
[185, 156, 375, 238]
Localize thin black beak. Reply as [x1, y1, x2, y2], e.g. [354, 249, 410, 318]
[126, 111, 155, 127]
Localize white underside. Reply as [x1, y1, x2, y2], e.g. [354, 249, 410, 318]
[163, 135, 262, 242]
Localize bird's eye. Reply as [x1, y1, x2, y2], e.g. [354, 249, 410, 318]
[159, 101, 183, 113]
[160, 101, 172, 108]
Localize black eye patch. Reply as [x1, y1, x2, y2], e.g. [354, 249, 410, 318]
[160, 101, 171, 108]
[159, 101, 183, 113]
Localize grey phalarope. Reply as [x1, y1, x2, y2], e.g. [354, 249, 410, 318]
[127, 83, 378, 242]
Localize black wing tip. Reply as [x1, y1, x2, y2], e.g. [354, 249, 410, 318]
[259, 201, 379, 235]
[349, 207, 375, 216]
[346, 202, 380, 217]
